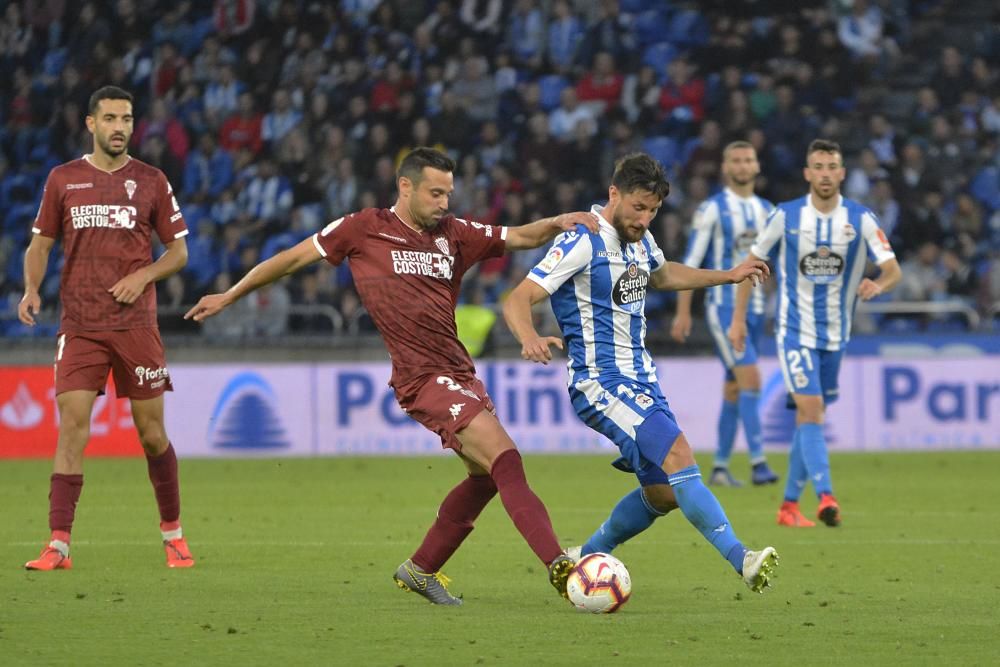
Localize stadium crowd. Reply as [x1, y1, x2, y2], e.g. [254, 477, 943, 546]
[1, 0, 998, 339]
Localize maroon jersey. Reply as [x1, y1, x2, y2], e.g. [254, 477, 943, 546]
[313, 207, 507, 390]
[32, 156, 188, 332]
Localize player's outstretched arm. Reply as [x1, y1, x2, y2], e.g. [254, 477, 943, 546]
[651, 257, 769, 291]
[185, 237, 322, 322]
[18, 234, 56, 326]
[109, 237, 189, 305]
[858, 257, 902, 300]
[504, 211, 599, 250]
[502, 279, 564, 365]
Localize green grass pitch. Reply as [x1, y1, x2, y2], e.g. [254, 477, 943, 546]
[1, 452, 999, 666]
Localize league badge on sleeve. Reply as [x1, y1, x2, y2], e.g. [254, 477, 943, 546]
[538, 247, 564, 274]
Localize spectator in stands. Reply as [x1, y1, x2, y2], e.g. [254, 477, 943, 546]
[450, 56, 499, 124]
[134, 98, 190, 163]
[845, 147, 889, 205]
[549, 87, 596, 142]
[184, 132, 234, 203]
[931, 46, 967, 109]
[219, 91, 262, 156]
[506, 0, 545, 71]
[547, 0, 583, 74]
[576, 51, 624, 112]
[239, 155, 293, 234]
[203, 64, 243, 128]
[261, 88, 302, 146]
[621, 64, 662, 132]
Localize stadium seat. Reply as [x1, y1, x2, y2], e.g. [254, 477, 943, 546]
[667, 9, 709, 48]
[642, 42, 678, 80]
[634, 10, 672, 47]
[538, 75, 570, 112]
[641, 136, 679, 170]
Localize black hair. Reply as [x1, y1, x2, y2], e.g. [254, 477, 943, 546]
[88, 86, 134, 116]
[397, 147, 456, 185]
[612, 153, 670, 200]
[806, 138, 842, 160]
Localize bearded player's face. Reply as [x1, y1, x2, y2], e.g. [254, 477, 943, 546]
[88, 99, 134, 158]
[611, 188, 662, 243]
[409, 167, 454, 230]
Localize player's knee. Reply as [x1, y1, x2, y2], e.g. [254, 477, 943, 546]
[723, 381, 740, 402]
[642, 485, 677, 513]
[136, 421, 168, 454]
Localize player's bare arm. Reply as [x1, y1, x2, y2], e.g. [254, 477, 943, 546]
[857, 257, 902, 301]
[651, 258, 769, 291]
[504, 211, 599, 250]
[18, 234, 56, 326]
[670, 289, 695, 343]
[108, 237, 188, 305]
[185, 236, 322, 321]
[726, 253, 767, 353]
[502, 279, 564, 365]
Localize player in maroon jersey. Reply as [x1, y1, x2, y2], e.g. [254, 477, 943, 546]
[18, 86, 194, 570]
[186, 147, 598, 604]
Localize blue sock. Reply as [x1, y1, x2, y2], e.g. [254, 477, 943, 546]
[713, 399, 739, 468]
[783, 430, 808, 502]
[667, 466, 746, 574]
[582, 487, 664, 556]
[798, 423, 833, 497]
[738, 391, 765, 464]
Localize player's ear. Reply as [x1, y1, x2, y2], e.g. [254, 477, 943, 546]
[608, 185, 619, 204]
[398, 176, 413, 197]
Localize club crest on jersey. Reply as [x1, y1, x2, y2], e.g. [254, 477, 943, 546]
[434, 236, 450, 255]
[842, 223, 857, 241]
[124, 179, 137, 200]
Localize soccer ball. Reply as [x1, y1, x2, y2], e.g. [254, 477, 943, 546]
[566, 553, 632, 613]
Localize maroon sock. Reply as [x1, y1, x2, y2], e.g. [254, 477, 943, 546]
[411, 474, 498, 572]
[146, 443, 180, 524]
[490, 449, 563, 565]
[48, 473, 84, 533]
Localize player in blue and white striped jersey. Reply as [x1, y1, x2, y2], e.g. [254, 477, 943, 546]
[729, 139, 901, 528]
[671, 141, 779, 487]
[504, 153, 780, 593]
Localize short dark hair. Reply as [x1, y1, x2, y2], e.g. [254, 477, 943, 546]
[398, 147, 456, 185]
[722, 140, 755, 158]
[612, 153, 670, 200]
[88, 86, 134, 115]
[806, 138, 842, 159]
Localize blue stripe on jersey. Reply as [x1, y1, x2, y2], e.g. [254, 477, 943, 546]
[625, 244, 648, 382]
[589, 233, 618, 377]
[813, 215, 829, 345]
[718, 196, 735, 308]
[839, 203, 865, 343]
[641, 236, 659, 271]
[551, 278, 587, 383]
[783, 201, 803, 350]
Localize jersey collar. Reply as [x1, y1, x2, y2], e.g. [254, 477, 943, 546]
[83, 154, 132, 174]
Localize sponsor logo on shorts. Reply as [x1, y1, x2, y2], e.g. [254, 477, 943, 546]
[793, 372, 809, 389]
[135, 365, 170, 388]
[635, 394, 654, 409]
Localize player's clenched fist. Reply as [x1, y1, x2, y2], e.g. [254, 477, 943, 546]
[728, 258, 770, 287]
[184, 294, 230, 321]
[520, 335, 565, 365]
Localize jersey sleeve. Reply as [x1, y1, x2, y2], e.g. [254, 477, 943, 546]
[312, 211, 365, 265]
[682, 199, 718, 268]
[452, 216, 508, 265]
[861, 210, 896, 264]
[750, 206, 785, 262]
[152, 171, 188, 244]
[527, 230, 593, 294]
[32, 172, 64, 239]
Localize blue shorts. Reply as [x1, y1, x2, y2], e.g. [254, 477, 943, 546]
[776, 339, 843, 404]
[706, 306, 763, 382]
[569, 377, 682, 486]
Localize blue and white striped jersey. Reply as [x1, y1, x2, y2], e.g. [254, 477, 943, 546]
[683, 188, 773, 314]
[528, 205, 666, 386]
[751, 194, 896, 351]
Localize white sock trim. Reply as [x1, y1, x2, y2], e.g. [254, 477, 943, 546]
[161, 527, 183, 541]
[49, 539, 70, 557]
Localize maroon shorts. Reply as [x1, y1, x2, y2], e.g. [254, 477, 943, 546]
[396, 374, 495, 451]
[54, 328, 174, 400]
